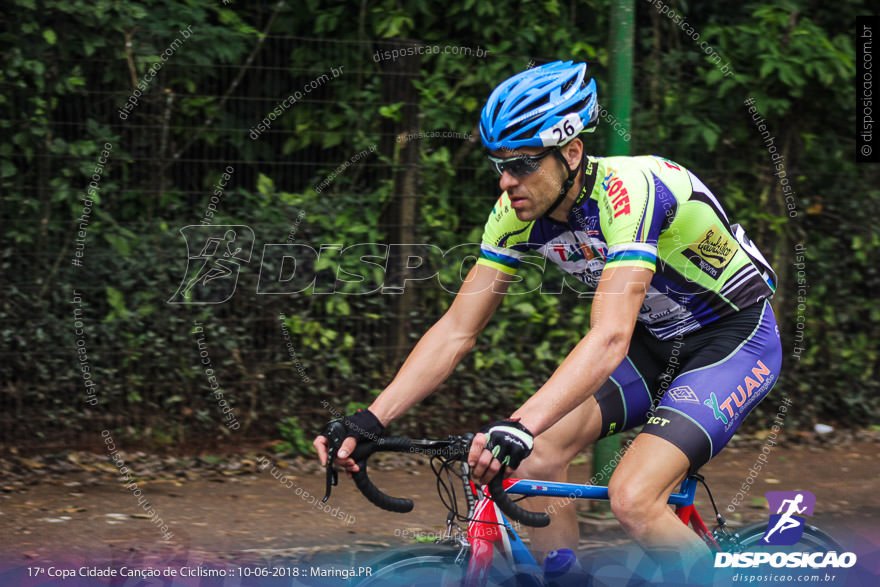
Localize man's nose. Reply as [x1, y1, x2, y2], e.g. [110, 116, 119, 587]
[499, 170, 519, 193]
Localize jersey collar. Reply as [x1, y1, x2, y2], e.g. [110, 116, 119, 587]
[574, 156, 599, 207]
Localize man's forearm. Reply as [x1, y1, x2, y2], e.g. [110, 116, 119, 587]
[512, 330, 628, 435]
[369, 318, 475, 425]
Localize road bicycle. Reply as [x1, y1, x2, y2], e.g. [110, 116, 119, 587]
[320, 423, 842, 585]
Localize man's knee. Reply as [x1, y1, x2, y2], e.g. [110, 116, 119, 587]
[608, 475, 666, 532]
[516, 440, 571, 479]
[517, 398, 602, 478]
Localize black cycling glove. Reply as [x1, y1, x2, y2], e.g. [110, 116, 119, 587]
[325, 408, 385, 445]
[481, 418, 534, 469]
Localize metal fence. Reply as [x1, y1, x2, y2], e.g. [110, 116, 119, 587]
[2, 31, 519, 451]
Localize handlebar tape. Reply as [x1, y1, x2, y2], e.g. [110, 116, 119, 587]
[346, 437, 551, 526]
[488, 474, 551, 528]
[349, 438, 415, 513]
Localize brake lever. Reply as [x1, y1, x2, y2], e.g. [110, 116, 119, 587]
[321, 420, 347, 503]
[323, 457, 338, 503]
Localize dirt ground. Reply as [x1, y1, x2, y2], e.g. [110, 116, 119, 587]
[1, 436, 879, 580]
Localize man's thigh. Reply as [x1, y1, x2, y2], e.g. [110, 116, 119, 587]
[520, 396, 604, 474]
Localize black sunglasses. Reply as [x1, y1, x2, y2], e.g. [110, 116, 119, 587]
[486, 148, 557, 177]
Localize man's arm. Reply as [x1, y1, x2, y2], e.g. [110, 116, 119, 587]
[470, 264, 653, 481]
[315, 262, 513, 470]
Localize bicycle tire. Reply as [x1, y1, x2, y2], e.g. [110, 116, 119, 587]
[349, 544, 467, 587]
[730, 521, 843, 553]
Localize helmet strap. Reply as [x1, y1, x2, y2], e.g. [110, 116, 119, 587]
[544, 149, 584, 218]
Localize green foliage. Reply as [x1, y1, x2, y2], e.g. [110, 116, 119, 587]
[1, 0, 877, 449]
[276, 417, 313, 456]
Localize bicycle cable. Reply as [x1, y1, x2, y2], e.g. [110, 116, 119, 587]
[430, 454, 516, 529]
[431, 454, 470, 524]
[693, 473, 728, 527]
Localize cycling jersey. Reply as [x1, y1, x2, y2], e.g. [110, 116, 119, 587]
[477, 155, 777, 340]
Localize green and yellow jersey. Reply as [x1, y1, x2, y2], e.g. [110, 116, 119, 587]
[478, 155, 776, 340]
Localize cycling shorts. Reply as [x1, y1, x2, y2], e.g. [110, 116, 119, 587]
[595, 300, 782, 472]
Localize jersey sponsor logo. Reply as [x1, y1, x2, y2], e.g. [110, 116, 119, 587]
[551, 242, 601, 263]
[694, 226, 736, 264]
[639, 295, 682, 324]
[492, 194, 511, 222]
[601, 171, 631, 218]
[683, 224, 738, 279]
[543, 235, 607, 266]
[668, 385, 699, 403]
[647, 306, 676, 322]
[551, 244, 571, 261]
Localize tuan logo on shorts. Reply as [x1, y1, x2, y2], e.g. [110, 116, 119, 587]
[762, 491, 816, 545]
[705, 360, 775, 426]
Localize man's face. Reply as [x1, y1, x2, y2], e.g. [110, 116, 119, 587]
[489, 146, 565, 222]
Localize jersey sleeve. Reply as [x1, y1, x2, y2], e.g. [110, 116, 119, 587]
[476, 192, 535, 275]
[598, 164, 665, 272]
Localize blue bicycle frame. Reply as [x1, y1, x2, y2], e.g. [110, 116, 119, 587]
[464, 476, 707, 582]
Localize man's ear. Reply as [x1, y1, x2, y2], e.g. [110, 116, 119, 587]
[563, 138, 583, 168]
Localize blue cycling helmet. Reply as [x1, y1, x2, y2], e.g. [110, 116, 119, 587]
[480, 61, 598, 152]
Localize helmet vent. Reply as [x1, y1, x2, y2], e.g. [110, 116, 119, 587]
[513, 93, 549, 116]
[558, 100, 586, 118]
[498, 121, 526, 141]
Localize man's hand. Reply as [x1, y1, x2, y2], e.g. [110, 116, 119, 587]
[468, 419, 534, 485]
[313, 409, 385, 474]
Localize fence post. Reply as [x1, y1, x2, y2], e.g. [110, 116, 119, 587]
[591, 0, 634, 516]
[378, 40, 422, 371]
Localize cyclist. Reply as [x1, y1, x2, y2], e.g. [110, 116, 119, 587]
[315, 60, 782, 577]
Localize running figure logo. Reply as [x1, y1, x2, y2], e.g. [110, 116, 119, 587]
[168, 225, 254, 304]
[761, 490, 816, 545]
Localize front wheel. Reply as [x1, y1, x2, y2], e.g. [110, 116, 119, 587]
[731, 521, 842, 553]
[350, 544, 468, 587]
